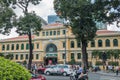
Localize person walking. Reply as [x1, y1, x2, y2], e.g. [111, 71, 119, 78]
[116, 66, 119, 75]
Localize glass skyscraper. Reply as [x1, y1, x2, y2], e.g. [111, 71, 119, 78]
[48, 15, 63, 24]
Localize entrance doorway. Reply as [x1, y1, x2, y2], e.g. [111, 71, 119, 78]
[44, 57, 57, 65]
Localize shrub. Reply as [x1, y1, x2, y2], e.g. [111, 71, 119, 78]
[0, 57, 31, 80]
[69, 59, 76, 65]
[95, 61, 103, 66]
[108, 61, 119, 66]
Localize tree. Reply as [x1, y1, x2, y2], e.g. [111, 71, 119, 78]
[0, 1, 15, 35]
[92, 0, 120, 24]
[16, 13, 42, 70]
[0, 57, 31, 80]
[3, 0, 42, 70]
[54, 0, 97, 70]
[54, 0, 120, 70]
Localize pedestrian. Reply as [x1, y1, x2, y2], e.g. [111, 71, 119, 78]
[70, 70, 76, 80]
[33, 64, 37, 74]
[116, 66, 119, 75]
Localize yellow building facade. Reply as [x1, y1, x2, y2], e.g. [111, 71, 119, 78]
[0, 22, 120, 65]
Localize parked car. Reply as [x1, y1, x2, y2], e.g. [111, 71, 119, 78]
[31, 73, 46, 80]
[37, 65, 52, 74]
[44, 64, 73, 76]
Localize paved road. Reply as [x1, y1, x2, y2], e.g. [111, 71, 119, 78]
[43, 75, 69, 80]
[42, 72, 120, 80]
[89, 72, 120, 80]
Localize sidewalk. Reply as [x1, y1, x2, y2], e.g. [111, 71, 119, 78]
[95, 71, 120, 77]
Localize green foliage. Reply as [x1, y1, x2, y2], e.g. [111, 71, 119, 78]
[0, 2, 15, 35]
[54, 0, 98, 70]
[0, 53, 14, 60]
[2, 0, 41, 8]
[16, 13, 42, 35]
[0, 57, 31, 80]
[5, 53, 14, 60]
[69, 59, 76, 65]
[108, 61, 119, 66]
[92, 50, 100, 58]
[23, 60, 27, 65]
[54, 0, 97, 42]
[113, 50, 120, 59]
[0, 53, 4, 57]
[92, 0, 120, 24]
[95, 61, 102, 66]
[75, 62, 82, 66]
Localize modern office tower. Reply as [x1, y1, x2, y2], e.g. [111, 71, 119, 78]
[48, 15, 63, 24]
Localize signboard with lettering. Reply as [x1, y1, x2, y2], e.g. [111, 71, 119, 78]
[46, 54, 57, 57]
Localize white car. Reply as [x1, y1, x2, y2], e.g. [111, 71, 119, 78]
[44, 64, 73, 76]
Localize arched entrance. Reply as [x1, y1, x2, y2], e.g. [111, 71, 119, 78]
[44, 43, 58, 65]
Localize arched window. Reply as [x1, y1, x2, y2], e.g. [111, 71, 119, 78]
[36, 43, 39, 49]
[71, 53, 74, 59]
[98, 39, 102, 47]
[26, 43, 29, 50]
[32, 43, 34, 50]
[7, 44, 9, 50]
[20, 54, 23, 60]
[57, 31, 60, 35]
[105, 39, 110, 47]
[113, 39, 118, 47]
[71, 41, 74, 48]
[2, 45, 5, 50]
[53, 31, 56, 35]
[25, 54, 28, 59]
[16, 44, 19, 50]
[77, 53, 81, 59]
[36, 54, 39, 59]
[16, 54, 18, 60]
[91, 40, 95, 47]
[21, 44, 24, 50]
[46, 43, 57, 53]
[11, 44, 14, 50]
[77, 41, 81, 48]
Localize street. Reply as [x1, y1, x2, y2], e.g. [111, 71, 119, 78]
[42, 72, 120, 80]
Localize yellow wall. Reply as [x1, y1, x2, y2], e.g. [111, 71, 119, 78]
[0, 24, 120, 66]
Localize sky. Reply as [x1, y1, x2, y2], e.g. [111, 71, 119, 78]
[0, 0, 56, 39]
[0, 0, 120, 39]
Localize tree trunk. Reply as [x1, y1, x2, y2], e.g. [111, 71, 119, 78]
[81, 40, 88, 71]
[28, 30, 33, 70]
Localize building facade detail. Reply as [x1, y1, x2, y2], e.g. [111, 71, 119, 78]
[0, 23, 120, 66]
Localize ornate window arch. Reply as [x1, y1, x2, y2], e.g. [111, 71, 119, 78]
[98, 39, 102, 47]
[21, 44, 24, 50]
[46, 43, 57, 53]
[105, 39, 110, 47]
[113, 39, 118, 47]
